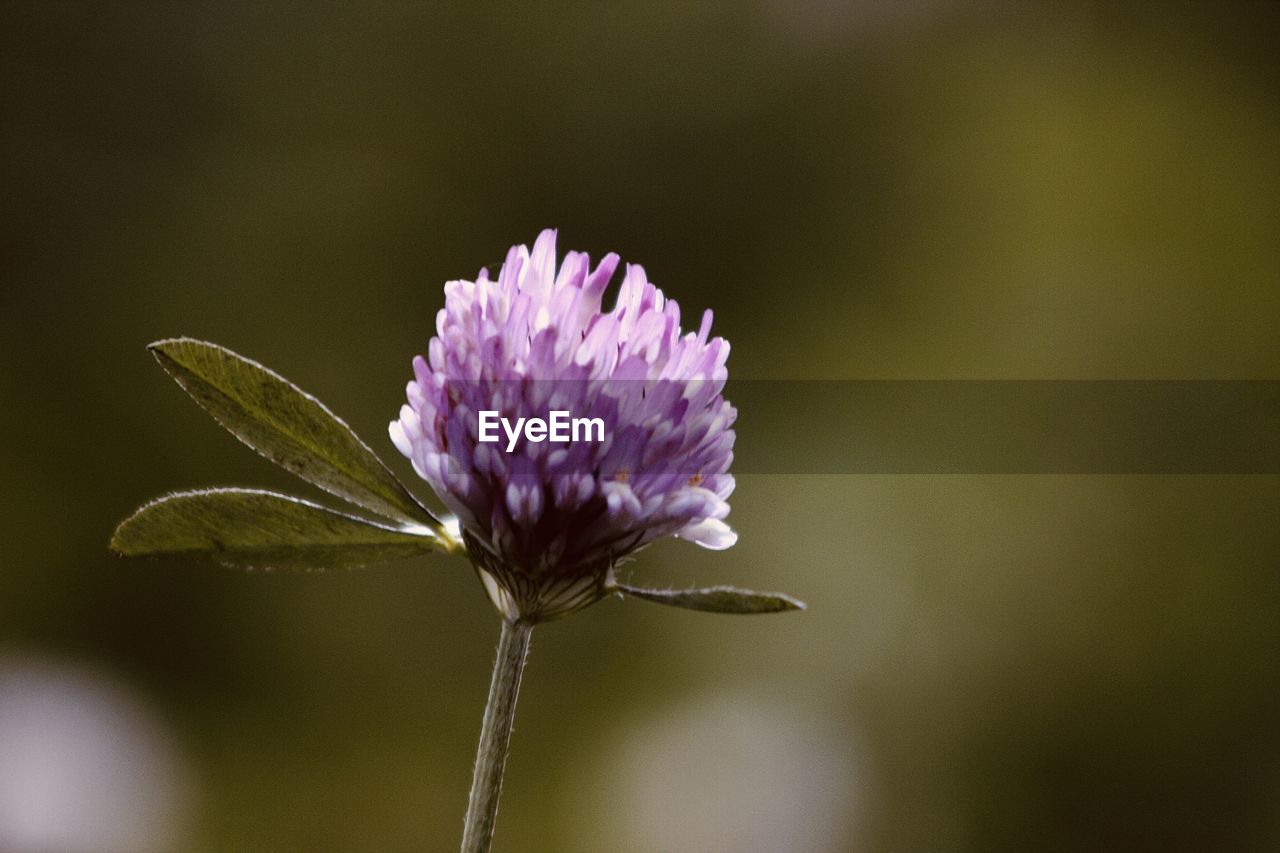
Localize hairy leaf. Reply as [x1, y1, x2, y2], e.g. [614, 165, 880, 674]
[111, 488, 442, 570]
[613, 581, 806, 614]
[149, 338, 440, 531]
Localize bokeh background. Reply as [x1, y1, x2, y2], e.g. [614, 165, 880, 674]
[3, 2, 1280, 850]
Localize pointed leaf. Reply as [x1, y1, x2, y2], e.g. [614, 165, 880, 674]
[149, 338, 440, 531]
[613, 582, 806, 614]
[111, 488, 442, 570]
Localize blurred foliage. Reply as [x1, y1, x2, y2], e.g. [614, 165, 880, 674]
[2, 1, 1279, 851]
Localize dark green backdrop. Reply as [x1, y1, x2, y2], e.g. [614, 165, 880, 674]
[2, 2, 1279, 850]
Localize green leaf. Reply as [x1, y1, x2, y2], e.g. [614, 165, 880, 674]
[111, 488, 443, 570]
[612, 581, 806, 614]
[149, 337, 441, 533]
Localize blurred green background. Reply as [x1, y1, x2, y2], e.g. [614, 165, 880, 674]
[3, 2, 1279, 851]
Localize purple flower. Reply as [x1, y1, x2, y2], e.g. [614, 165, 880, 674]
[390, 230, 736, 619]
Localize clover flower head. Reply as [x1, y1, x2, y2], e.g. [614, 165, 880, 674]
[390, 230, 736, 619]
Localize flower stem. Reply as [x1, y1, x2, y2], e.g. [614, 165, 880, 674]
[461, 617, 534, 853]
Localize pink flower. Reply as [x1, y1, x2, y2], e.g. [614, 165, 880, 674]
[391, 230, 736, 619]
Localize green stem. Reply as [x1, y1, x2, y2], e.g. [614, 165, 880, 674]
[461, 617, 534, 853]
